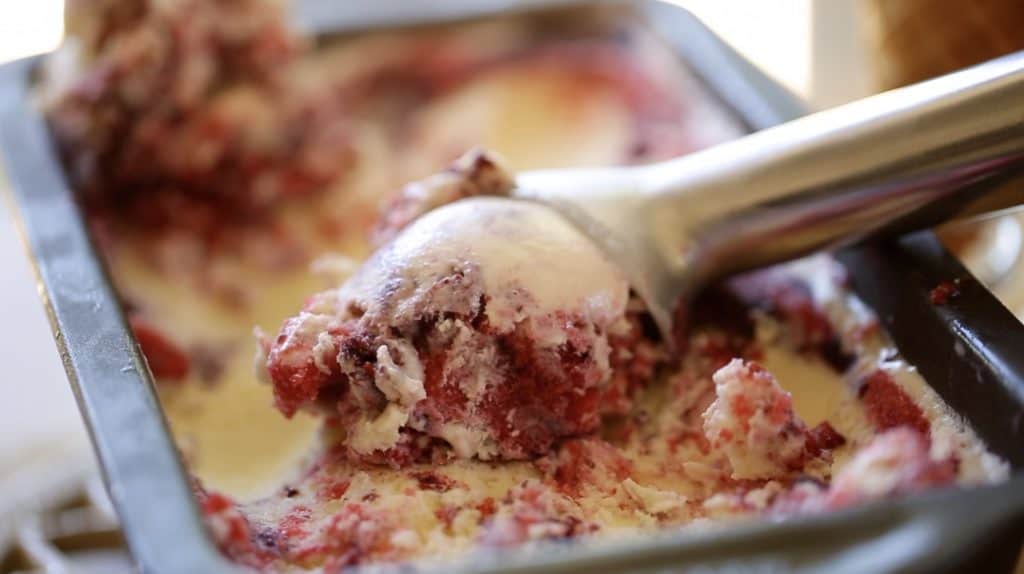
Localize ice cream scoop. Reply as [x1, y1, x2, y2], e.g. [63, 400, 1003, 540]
[266, 52, 1023, 465]
[513, 51, 1024, 342]
[266, 196, 658, 464]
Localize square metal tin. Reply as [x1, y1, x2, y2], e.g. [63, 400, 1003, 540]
[1, 2, 1022, 572]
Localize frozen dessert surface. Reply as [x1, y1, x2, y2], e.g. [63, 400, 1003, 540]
[266, 162, 660, 463]
[247, 152, 1006, 570]
[46, 0, 350, 231]
[41, 3, 1010, 572]
[704, 359, 813, 480]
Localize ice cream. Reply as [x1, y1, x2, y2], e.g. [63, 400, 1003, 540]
[41, 2, 1010, 572]
[703, 359, 814, 480]
[266, 158, 661, 463]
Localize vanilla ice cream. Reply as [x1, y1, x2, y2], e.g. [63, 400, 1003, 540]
[266, 195, 650, 463]
[42, 3, 1009, 572]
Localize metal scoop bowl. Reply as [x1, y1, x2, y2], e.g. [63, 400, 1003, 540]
[513, 51, 1024, 344]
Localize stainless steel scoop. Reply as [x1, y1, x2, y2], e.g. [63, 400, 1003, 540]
[514, 50, 1024, 342]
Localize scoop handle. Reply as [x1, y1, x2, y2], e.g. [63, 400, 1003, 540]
[643, 50, 1024, 281]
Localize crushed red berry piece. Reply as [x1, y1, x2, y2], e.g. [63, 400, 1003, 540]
[535, 438, 632, 494]
[129, 315, 190, 381]
[824, 428, 956, 510]
[929, 279, 962, 305]
[479, 481, 591, 547]
[476, 498, 498, 520]
[317, 479, 351, 501]
[279, 506, 312, 540]
[435, 505, 460, 530]
[410, 471, 462, 493]
[195, 488, 273, 568]
[805, 421, 846, 457]
[858, 370, 930, 435]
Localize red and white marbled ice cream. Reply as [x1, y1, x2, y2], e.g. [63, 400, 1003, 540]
[266, 154, 660, 466]
[703, 359, 812, 480]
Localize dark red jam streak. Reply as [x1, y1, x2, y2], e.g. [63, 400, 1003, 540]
[129, 315, 190, 381]
[858, 370, 931, 436]
[196, 489, 273, 569]
[805, 421, 846, 456]
[266, 301, 657, 466]
[410, 470, 463, 493]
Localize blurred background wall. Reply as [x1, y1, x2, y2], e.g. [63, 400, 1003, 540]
[0, 1, 872, 107]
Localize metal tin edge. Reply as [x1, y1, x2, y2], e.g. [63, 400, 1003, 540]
[0, 58, 241, 574]
[1, 1, 1022, 573]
